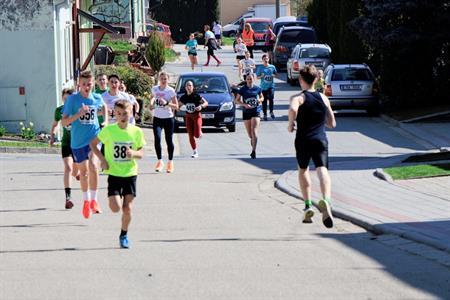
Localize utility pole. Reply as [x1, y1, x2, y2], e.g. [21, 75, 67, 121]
[276, 0, 280, 18]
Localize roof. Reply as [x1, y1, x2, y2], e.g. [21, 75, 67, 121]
[297, 43, 331, 50]
[280, 26, 314, 32]
[331, 64, 368, 69]
[180, 72, 226, 77]
[245, 18, 272, 22]
[273, 16, 297, 24]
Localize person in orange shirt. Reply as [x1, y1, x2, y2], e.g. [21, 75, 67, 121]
[242, 23, 255, 58]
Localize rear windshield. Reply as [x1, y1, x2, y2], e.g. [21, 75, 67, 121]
[279, 29, 316, 43]
[248, 22, 271, 33]
[177, 76, 228, 93]
[331, 68, 373, 81]
[300, 47, 330, 59]
[274, 22, 309, 34]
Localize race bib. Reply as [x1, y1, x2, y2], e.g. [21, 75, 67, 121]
[79, 106, 96, 125]
[264, 75, 273, 82]
[185, 103, 196, 113]
[155, 98, 166, 108]
[112, 142, 133, 162]
[245, 97, 258, 108]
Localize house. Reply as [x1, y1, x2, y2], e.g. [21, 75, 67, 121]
[219, 0, 291, 25]
[0, 0, 141, 134]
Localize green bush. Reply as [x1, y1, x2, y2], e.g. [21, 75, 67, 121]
[145, 31, 166, 75]
[19, 121, 35, 140]
[95, 65, 154, 98]
[0, 125, 6, 137]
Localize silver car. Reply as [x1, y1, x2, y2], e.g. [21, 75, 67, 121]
[323, 64, 380, 115]
[286, 43, 331, 85]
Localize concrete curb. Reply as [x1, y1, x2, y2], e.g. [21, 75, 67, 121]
[0, 147, 60, 154]
[374, 168, 394, 182]
[275, 171, 450, 254]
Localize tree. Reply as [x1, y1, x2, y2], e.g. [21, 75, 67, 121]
[145, 31, 165, 78]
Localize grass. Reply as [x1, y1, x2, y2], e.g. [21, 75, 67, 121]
[101, 36, 135, 54]
[384, 163, 450, 180]
[222, 36, 235, 46]
[403, 152, 450, 163]
[165, 48, 178, 62]
[0, 141, 55, 148]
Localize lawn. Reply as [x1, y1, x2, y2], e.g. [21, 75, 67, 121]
[165, 48, 178, 62]
[384, 163, 450, 180]
[222, 36, 235, 46]
[101, 36, 135, 53]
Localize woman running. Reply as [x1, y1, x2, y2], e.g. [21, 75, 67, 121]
[203, 25, 221, 67]
[234, 37, 247, 68]
[235, 74, 263, 159]
[185, 33, 198, 70]
[178, 80, 208, 158]
[150, 72, 178, 173]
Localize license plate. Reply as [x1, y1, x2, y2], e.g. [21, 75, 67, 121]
[255, 41, 265, 46]
[341, 84, 361, 91]
[202, 113, 214, 119]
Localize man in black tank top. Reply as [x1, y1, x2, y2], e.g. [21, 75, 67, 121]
[288, 65, 337, 228]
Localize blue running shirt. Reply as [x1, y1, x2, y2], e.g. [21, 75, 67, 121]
[257, 64, 277, 90]
[238, 85, 262, 114]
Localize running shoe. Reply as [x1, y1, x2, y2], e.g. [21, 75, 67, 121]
[203, 63, 209, 67]
[82, 200, 91, 219]
[155, 160, 164, 172]
[119, 235, 129, 249]
[318, 199, 334, 228]
[192, 150, 199, 158]
[250, 150, 256, 159]
[90, 199, 102, 214]
[65, 200, 74, 209]
[270, 112, 275, 119]
[302, 207, 314, 223]
[217, 61, 221, 67]
[166, 161, 174, 173]
[263, 115, 268, 121]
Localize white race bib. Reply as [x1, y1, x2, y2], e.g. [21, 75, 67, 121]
[79, 106, 96, 125]
[112, 142, 133, 162]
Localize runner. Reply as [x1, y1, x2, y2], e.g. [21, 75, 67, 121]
[119, 81, 140, 122]
[264, 24, 276, 63]
[234, 37, 247, 70]
[50, 88, 78, 209]
[61, 70, 106, 218]
[203, 25, 221, 67]
[150, 72, 178, 173]
[242, 23, 255, 58]
[178, 80, 208, 158]
[95, 73, 108, 128]
[102, 74, 138, 125]
[256, 54, 277, 121]
[185, 33, 198, 70]
[235, 74, 263, 159]
[287, 65, 336, 227]
[239, 51, 256, 81]
[213, 21, 222, 49]
[90, 100, 145, 249]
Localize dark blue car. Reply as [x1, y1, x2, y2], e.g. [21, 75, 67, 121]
[175, 72, 236, 132]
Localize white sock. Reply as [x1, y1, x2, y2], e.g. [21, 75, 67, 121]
[83, 191, 90, 201]
[90, 190, 97, 201]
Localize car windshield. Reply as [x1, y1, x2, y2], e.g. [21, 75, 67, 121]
[300, 47, 330, 59]
[332, 68, 373, 81]
[248, 22, 271, 33]
[177, 76, 228, 93]
[279, 29, 316, 43]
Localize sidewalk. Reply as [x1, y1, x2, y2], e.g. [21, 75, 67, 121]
[276, 160, 450, 253]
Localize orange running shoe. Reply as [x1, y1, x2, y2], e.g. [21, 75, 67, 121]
[155, 160, 164, 172]
[166, 161, 174, 173]
[82, 200, 92, 219]
[90, 199, 102, 214]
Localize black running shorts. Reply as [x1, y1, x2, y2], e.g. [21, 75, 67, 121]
[107, 175, 137, 197]
[243, 111, 260, 120]
[295, 138, 328, 169]
[61, 145, 73, 159]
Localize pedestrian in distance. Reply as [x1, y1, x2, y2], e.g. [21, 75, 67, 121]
[234, 37, 247, 68]
[50, 88, 79, 209]
[239, 50, 256, 81]
[213, 21, 223, 49]
[61, 70, 107, 218]
[150, 72, 178, 173]
[235, 74, 264, 159]
[264, 24, 276, 64]
[102, 74, 138, 125]
[185, 33, 199, 70]
[242, 22, 255, 58]
[90, 100, 146, 249]
[288, 65, 336, 227]
[178, 80, 208, 158]
[256, 54, 278, 121]
[315, 69, 325, 92]
[203, 25, 221, 67]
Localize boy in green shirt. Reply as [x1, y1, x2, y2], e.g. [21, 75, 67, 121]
[90, 100, 146, 249]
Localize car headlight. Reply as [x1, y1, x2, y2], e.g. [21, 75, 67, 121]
[219, 102, 234, 111]
[179, 105, 187, 111]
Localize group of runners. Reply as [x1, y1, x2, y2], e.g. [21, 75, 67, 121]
[51, 38, 336, 249]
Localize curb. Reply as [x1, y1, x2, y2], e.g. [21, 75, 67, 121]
[275, 171, 450, 254]
[374, 168, 393, 182]
[0, 147, 60, 154]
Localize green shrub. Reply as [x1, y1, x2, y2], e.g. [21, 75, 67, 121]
[19, 121, 35, 140]
[0, 125, 6, 137]
[95, 65, 154, 98]
[145, 31, 166, 75]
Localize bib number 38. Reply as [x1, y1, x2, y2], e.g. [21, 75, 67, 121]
[113, 142, 132, 162]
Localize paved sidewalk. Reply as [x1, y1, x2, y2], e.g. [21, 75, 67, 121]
[276, 161, 450, 253]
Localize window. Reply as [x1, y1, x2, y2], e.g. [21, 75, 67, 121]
[177, 76, 228, 93]
[248, 22, 271, 33]
[279, 29, 317, 43]
[332, 68, 373, 81]
[300, 48, 330, 59]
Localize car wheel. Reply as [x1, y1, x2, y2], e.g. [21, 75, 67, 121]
[229, 31, 236, 37]
[227, 124, 236, 132]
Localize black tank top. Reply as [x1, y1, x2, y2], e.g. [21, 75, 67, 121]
[296, 91, 327, 141]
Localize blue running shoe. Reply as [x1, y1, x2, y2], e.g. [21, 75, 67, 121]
[119, 235, 129, 249]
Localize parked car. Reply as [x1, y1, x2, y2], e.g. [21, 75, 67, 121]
[175, 72, 236, 132]
[273, 26, 317, 69]
[146, 22, 171, 38]
[223, 14, 253, 37]
[272, 16, 310, 35]
[323, 64, 380, 115]
[286, 43, 331, 85]
[238, 18, 272, 51]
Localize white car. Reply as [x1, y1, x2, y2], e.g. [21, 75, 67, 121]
[222, 14, 253, 37]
